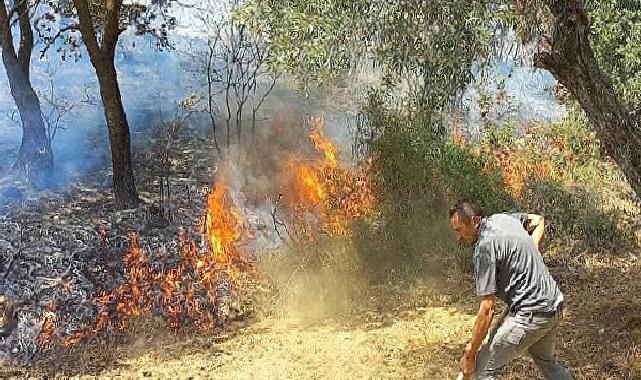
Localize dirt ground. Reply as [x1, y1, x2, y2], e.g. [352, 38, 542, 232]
[10, 244, 638, 380]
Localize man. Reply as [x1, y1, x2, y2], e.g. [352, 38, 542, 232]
[449, 200, 573, 379]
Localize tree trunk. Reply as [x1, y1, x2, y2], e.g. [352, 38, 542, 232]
[534, 0, 641, 198]
[2, 51, 54, 186]
[95, 63, 140, 207]
[74, 0, 140, 208]
[0, 0, 53, 187]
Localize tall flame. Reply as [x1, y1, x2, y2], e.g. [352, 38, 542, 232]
[283, 116, 375, 238]
[205, 180, 243, 264]
[309, 122, 338, 167]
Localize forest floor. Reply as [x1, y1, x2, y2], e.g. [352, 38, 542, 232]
[1, 120, 640, 380]
[18, 247, 641, 380]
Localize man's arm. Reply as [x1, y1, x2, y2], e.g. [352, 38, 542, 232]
[461, 245, 497, 374]
[524, 213, 545, 249]
[465, 294, 497, 357]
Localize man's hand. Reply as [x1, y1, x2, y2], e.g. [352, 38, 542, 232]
[525, 213, 545, 249]
[460, 343, 477, 375]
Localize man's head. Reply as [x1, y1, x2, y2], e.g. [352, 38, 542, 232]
[449, 201, 483, 244]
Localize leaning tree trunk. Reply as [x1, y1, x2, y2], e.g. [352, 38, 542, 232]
[0, 0, 53, 187]
[534, 0, 641, 198]
[95, 63, 140, 207]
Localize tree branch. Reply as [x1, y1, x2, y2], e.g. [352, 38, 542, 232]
[0, 0, 16, 53]
[38, 24, 81, 59]
[15, 0, 33, 76]
[534, 0, 641, 197]
[6, 0, 27, 25]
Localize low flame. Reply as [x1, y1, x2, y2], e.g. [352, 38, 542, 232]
[63, 181, 247, 345]
[53, 116, 373, 348]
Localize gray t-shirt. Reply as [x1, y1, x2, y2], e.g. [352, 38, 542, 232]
[473, 213, 563, 313]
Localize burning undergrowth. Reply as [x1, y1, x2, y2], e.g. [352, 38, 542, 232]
[0, 112, 375, 367]
[279, 117, 374, 240]
[236, 114, 376, 323]
[33, 179, 252, 352]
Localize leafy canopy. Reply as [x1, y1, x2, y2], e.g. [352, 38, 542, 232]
[237, 0, 491, 117]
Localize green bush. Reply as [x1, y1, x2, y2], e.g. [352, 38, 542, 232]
[524, 180, 634, 250]
[356, 105, 637, 278]
[354, 109, 520, 279]
[440, 141, 517, 214]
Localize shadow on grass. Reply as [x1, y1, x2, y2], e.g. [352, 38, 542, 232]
[21, 316, 252, 377]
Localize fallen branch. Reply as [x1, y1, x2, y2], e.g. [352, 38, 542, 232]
[271, 193, 297, 247]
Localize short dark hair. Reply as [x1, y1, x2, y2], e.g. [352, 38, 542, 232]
[449, 200, 482, 223]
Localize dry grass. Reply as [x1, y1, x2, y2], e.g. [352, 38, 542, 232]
[6, 241, 639, 379]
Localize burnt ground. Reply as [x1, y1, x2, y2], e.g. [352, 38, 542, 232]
[0, 121, 224, 370]
[0, 121, 639, 379]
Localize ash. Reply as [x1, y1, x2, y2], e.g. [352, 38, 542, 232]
[0, 125, 251, 366]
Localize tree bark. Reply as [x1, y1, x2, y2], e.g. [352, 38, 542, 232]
[534, 0, 641, 198]
[95, 64, 140, 207]
[75, 0, 140, 207]
[0, 0, 54, 187]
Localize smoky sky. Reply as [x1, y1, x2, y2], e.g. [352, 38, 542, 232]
[0, 1, 564, 183]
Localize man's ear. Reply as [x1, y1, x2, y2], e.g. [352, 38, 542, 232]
[472, 215, 482, 227]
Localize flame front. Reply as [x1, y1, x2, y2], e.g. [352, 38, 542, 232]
[63, 181, 246, 345]
[284, 116, 375, 237]
[55, 116, 373, 348]
[309, 124, 338, 167]
[205, 181, 243, 265]
[289, 160, 327, 207]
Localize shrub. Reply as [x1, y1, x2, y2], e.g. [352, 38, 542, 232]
[359, 106, 637, 278]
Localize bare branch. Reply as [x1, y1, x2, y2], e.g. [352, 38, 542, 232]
[254, 73, 277, 113]
[207, 39, 221, 155]
[195, 0, 279, 149]
[38, 24, 80, 59]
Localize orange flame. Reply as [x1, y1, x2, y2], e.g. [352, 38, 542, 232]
[205, 181, 243, 265]
[57, 117, 375, 347]
[283, 116, 375, 238]
[288, 160, 327, 207]
[309, 117, 338, 167]
[63, 181, 248, 346]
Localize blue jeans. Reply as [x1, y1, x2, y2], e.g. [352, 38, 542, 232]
[474, 312, 573, 379]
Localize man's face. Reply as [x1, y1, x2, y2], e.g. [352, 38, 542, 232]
[450, 212, 480, 245]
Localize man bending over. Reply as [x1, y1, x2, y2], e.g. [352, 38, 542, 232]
[449, 200, 573, 379]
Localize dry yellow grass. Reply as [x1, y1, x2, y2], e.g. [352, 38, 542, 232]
[8, 244, 641, 380]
